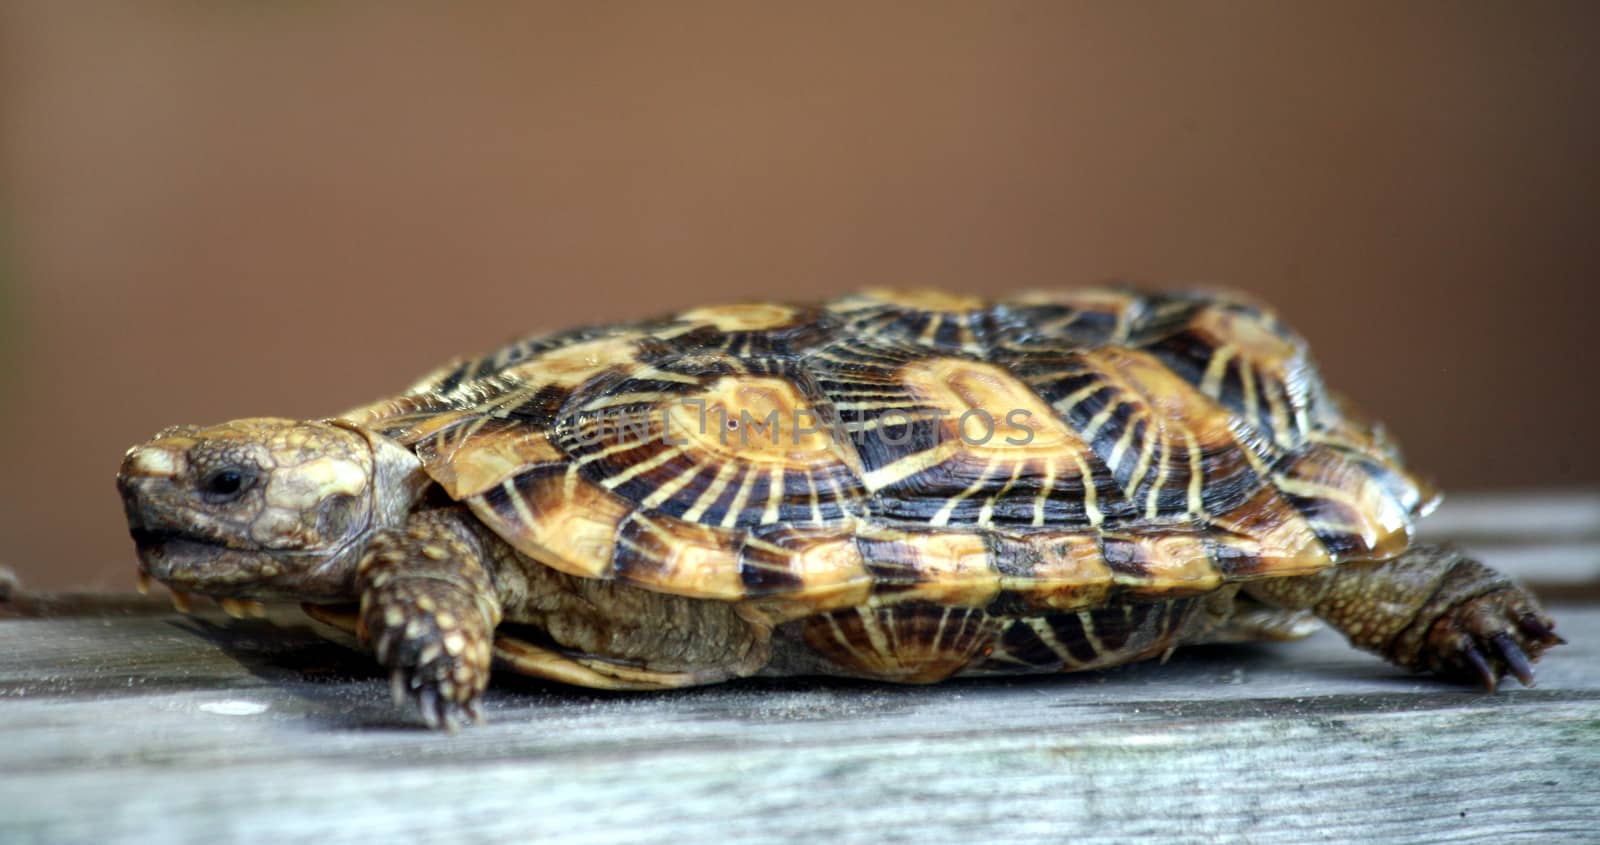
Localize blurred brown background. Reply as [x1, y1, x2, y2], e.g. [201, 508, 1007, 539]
[1, 2, 1595, 590]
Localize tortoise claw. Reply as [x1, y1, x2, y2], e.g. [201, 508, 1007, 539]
[390, 669, 409, 708]
[1462, 645, 1497, 692]
[463, 697, 487, 726]
[1492, 632, 1536, 688]
[390, 667, 476, 733]
[1423, 586, 1560, 691]
[416, 687, 442, 730]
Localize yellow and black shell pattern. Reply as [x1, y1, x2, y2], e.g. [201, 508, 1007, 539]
[343, 288, 1436, 624]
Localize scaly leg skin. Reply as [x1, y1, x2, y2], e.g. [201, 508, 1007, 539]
[1246, 544, 1563, 690]
[357, 508, 502, 730]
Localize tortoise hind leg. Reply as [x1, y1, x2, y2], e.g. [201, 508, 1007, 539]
[1245, 544, 1563, 689]
[1183, 590, 1323, 646]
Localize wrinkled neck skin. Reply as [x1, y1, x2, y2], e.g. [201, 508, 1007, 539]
[283, 430, 429, 601]
[289, 423, 432, 601]
[119, 419, 430, 603]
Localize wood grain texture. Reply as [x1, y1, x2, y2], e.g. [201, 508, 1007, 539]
[1, 491, 1596, 844]
[0, 605, 1594, 844]
[1418, 491, 1600, 596]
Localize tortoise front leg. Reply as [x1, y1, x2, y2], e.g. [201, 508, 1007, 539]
[1246, 544, 1562, 689]
[357, 508, 501, 730]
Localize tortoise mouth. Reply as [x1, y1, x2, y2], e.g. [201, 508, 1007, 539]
[131, 529, 271, 595]
[131, 527, 360, 604]
[131, 527, 193, 548]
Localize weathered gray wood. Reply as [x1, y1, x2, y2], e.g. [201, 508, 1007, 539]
[1418, 490, 1600, 594]
[2, 490, 1596, 844]
[1, 603, 1596, 844]
[1421, 490, 1600, 543]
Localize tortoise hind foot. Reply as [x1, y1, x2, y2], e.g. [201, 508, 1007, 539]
[1419, 586, 1563, 691]
[1246, 544, 1564, 692]
[358, 509, 501, 731]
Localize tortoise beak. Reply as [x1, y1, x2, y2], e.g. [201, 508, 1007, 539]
[118, 423, 201, 483]
[117, 442, 193, 578]
[121, 445, 181, 480]
[117, 443, 187, 533]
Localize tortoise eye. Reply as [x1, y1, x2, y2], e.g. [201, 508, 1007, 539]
[200, 468, 254, 502]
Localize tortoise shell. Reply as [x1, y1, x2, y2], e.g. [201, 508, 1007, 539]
[340, 288, 1435, 623]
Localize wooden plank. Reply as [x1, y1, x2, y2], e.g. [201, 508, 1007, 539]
[1419, 490, 1600, 543]
[0, 603, 1595, 844]
[1, 490, 1595, 843]
[1417, 490, 1600, 599]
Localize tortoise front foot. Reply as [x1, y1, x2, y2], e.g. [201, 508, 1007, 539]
[1418, 586, 1563, 691]
[363, 577, 493, 729]
[357, 510, 501, 731]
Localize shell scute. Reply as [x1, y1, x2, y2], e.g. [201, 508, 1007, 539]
[856, 526, 1001, 607]
[467, 465, 627, 580]
[828, 289, 997, 354]
[738, 524, 872, 611]
[553, 364, 868, 530]
[610, 511, 746, 598]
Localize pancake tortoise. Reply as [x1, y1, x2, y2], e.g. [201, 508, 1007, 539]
[118, 288, 1563, 729]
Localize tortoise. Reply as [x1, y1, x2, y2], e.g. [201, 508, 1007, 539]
[117, 288, 1562, 729]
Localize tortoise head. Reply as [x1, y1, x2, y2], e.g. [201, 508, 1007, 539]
[116, 418, 427, 602]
